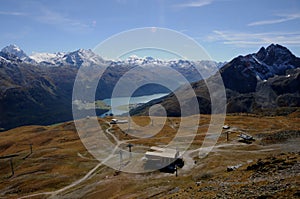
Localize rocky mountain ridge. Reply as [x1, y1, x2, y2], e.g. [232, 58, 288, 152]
[130, 44, 300, 116]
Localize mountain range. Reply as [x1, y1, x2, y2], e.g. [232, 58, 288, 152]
[130, 44, 300, 117]
[1, 44, 299, 130]
[0, 45, 222, 130]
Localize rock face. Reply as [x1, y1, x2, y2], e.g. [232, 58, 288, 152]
[220, 44, 299, 93]
[131, 44, 300, 116]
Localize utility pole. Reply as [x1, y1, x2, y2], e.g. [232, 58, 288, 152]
[0, 154, 19, 177]
[23, 144, 33, 160]
[119, 150, 123, 169]
[127, 143, 133, 159]
[29, 143, 33, 154]
[10, 158, 14, 176]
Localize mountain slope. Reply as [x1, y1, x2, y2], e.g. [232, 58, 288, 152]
[130, 44, 300, 116]
[0, 45, 222, 130]
[0, 55, 77, 130]
[220, 44, 299, 93]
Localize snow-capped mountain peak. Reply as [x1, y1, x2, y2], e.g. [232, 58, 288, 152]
[30, 48, 105, 67]
[1, 44, 28, 60]
[0, 44, 106, 68]
[30, 52, 66, 65]
[62, 49, 105, 67]
[2, 44, 22, 53]
[125, 55, 161, 65]
[1, 44, 37, 64]
[220, 43, 300, 94]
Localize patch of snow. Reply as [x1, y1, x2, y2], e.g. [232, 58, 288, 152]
[252, 55, 262, 65]
[30, 52, 65, 64]
[0, 56, 9, 62]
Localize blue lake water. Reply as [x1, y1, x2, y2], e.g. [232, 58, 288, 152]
[101, 93, 168, 116]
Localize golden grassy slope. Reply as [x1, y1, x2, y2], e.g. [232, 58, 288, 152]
[0, 114, 299, 198]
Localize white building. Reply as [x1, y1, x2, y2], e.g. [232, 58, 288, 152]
[145, 146, 180, 165]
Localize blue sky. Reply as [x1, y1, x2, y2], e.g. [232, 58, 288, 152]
[0, 0, 300, 61]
